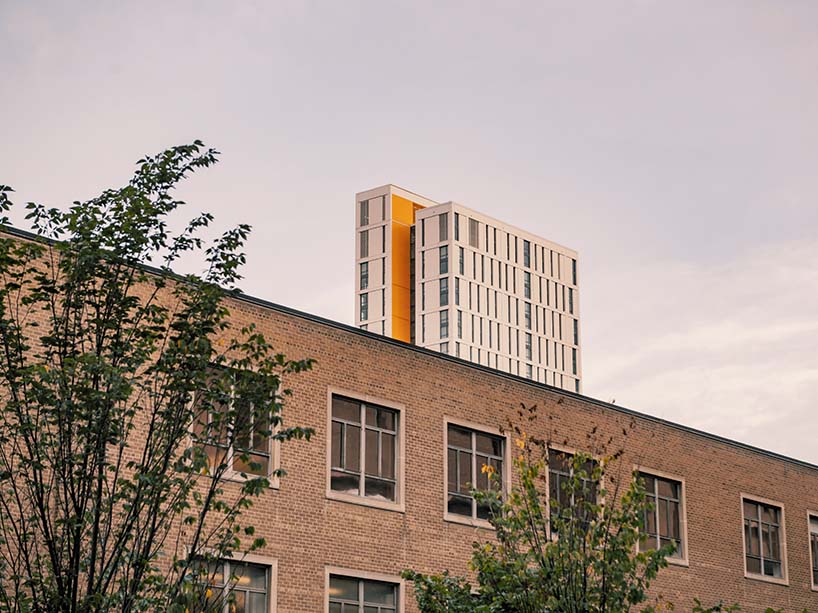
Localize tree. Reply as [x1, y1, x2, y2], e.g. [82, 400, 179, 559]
[404, 404, 672, 613]
[0, 142, 313, 612]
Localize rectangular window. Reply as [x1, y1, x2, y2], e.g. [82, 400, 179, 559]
[548, 449, 597, 522]
[457, 310, 462, 339]
[447, 423, 504, 521]
[810, 515, 818, 587]
[439, 212, 449, 241]
[743, 498, 784, 579]
[439, 309, 450, 339]
[568, 288, 574, 314]
[454, 277, 460, 305]
[458, 246, 464, 275]
[524, 271, 531, 299]
[360, 262, 369, 290]
[192, 369, 275, 478]
[421, 217, 426, 247]
[469, 218, 479, 248]
[330, 396, 398, 502]
[360, 230, 368, 258]
[523, 240, 531, 268]
[440, 341, 448, 354]
[329, 575, 398, 613]
[439, 245, 449, 274]
[359, 293, 368, 322]
[638, 473, 684, 559]
[421, 251, 425, 278]
[525, 363, 532, 379]
[359, 200, 369, 226]
[440, 278, 449, 306]
[572, 348, 578, 375]
[524, 302, 532, 330]
[203, 560, 270, 613]
[572, 258, 577, 285]
[525, 333, 532, 360]
[573, 319, 579, 345]
[454, 212, 460, 241]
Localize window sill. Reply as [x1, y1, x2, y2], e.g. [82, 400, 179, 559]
[326, 490, 404, 513]
[743, 571, 788, 587]
[666, 556, 689, 568]
[201, 469, 280, 489]
[444, 513, 495, 530]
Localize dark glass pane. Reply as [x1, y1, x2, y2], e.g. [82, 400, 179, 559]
[645, 503, 657, 536]
[668, 501, 680, 540]
[364, 580, 395, 605]
[458, 450, 472, 493]
[746, 556, 761, 574]
[448, 494, 472, 517]
[365, 429, 379, 476]
[329, 576, 359, 601]
[365, 405, 378, 427]
[657, 478, 678, 499]
[331, 422, 343, 468]
[475, 457, 488, 491]
[639, 473, 655, 492]
[476, 433, 502, 456]
[329, 604, 342, 613]
[231, 590, 246, 613]
[761, 505, 778, 525]
[365, 477, 395, 501]
[658, 498, 670, 538]
[768, 525, 781, 561]
[745, 521, 759, 556]
[382, 433, 395, 479]
[231, 563, 266, 589]
[378, 409, 395, 431]
[233, 396, 253, 450]
[249, 591, 267, 612]
[489, 458, 503, 490]
[345, 426, 360, 471]
[332, 397, 361, 423]
[764, 559, 782, 578]
[331, 471, 359, 495]
[548, 450, 571, 473]
[447, 448, 457, 492]
[477, 500, 492, 520]
[639, 535, 654, 552]
[233, 452, 268, 476]
[448, 426, 472, 449]
[743, 500, 758, 520]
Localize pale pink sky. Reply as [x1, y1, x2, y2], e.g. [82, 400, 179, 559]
[2, 1, 817, 463]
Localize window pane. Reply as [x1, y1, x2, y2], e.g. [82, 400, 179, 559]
[365, 477, 395, 501]
[764, 559, 782, 578]
[761, 505, 778, 525]
[746, 555, 761, 574]
[329, 604, 342, 613]
[657, 478, 678, 499]
[331, 471, 359, 494]
[448, 494, 472, 516]
[382, 433, 395, 479]
[331, 422, 343, 468]
[333, 397, 361, 423]
[364, 580, 396, 605]
[745, 521, 760, 556]
[329, 576, 359, 601]
[231, 590, 246, 613]
[232, 563, 266, 589]
[458, 450, 472, 493]
[345, 426, 360, 471]
[447, 426, 472, 449]
[233, 452, 268, 476]
[475, 433, 502, 456]
[249, 591, 267, 612]
[365, 429, 379, 476]
[658, 498, 670, 537]
[743, 500, 758, 520]
[447, 448, 457, 492]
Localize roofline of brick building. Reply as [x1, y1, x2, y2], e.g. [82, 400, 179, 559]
[4, 224, 817, 474]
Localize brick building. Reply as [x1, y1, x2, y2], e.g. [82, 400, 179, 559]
[221, 291, 818, 612]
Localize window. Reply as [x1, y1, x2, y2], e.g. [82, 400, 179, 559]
[360, 262, 369, 290]
[192, 369, 275, 478]
[525, 364, 532, 379]
[523, 240, 530, 268]
[810, 515, 818, 587]
[548, 449, 597, 525]
[202, 560, 270, 613]
[568, 288, 574, 314]
[440, 309, 449, 339]
[359, 293, 368, 321]
[439, 212, 448, 241]
[523, 271, 531, 299]
[457, 310, 462, 339]
[329, 575, 398, 613]
[440, 278, 449, 306]
[525, 333, 532, 360]
[468, 218, 479, 248]
[458, 246, 464, 275]
[524, 302, 532, 330]
[360, 230, 368, 258]
[439, 245, 448, 274]
[454, 212, 459, 241]
[446, 423, 505, 521]
[421, 217, 426, 246]
[572, 258, 577, 285]
[638, 473, 684, 559]
[360, 200, 369, 226]
[743, 498, 784, 579]
[330, 396, 398, 502]
[573, 319, 579, 345]
[572, 348, 578, 375]
[440, 342, 448, 354]
[454, 278, 460, 305]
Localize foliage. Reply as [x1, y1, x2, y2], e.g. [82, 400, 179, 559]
[0, 143, 313, 612]
[404, 405, 672, 613]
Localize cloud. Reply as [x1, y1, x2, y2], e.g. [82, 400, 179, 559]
[583, 238, 818, 463]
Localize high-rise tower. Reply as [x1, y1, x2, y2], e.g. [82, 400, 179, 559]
[354, 184, 581, 393]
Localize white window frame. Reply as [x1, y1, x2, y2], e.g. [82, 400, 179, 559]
[633, 466, 689, 567]
[443, 416, 510, 529]
[739, 493, 789, 585]
[808, 510, 818, 592]
[325, 387, 406, 513]
[189, 375, 282, 488]
[325, 566, 404, 613]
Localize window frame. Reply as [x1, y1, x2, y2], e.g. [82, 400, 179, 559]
[545, 443, 603, 533]
[633, 466, 689, 567]
[194, 551, 278, 613]
[325, 567, 404, 613]
[189, 371, 282, 487]
[739, 493, 788, 585]
[443, 416, 510, 529]
[326, 388, 405, 513]
[808, 510, 818, 591]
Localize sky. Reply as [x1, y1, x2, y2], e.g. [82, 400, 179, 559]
[2, 1, 817, 463]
